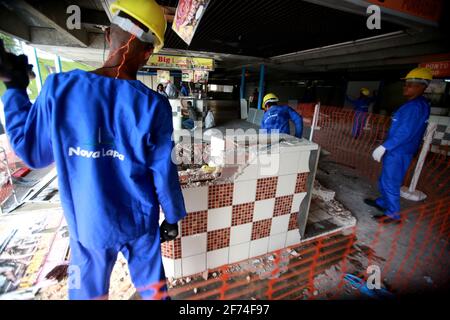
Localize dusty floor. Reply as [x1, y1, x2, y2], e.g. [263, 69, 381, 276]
[315, 157, 449, 297]
[2, 134, 449, 300]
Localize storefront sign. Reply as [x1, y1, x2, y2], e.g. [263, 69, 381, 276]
[172, 0, 211, 45]
[147, 54, 214, 71]
[367, 0, 443, 23]
[182, 70, 194, 82]
[194, 70, 209, 83]
[157, 70, 170, 84]
[419, 61, 450, 78]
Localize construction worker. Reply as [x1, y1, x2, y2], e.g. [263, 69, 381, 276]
[365, 68, 432, 223]
[0, 0, 186, 300]
[346, 88, 377, 138]
[261, 93, 304, 139]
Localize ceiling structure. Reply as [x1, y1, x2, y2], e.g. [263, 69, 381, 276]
[0, 0, 449, 81]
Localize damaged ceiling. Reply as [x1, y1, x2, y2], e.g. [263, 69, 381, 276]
[0, 0, 449, 79]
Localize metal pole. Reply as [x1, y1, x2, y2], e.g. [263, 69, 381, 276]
[400, 122, 437, 201]
[257, 64, 265, 110]
[309, 102, 320, 141]
[32, 47, 43, 92]
[54, 55, 63, 73]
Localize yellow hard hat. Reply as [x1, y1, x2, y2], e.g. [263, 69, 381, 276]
[110, 0, 167, 53]
[402, 67, 433, 82]
[262, 93, 279, 110]
[360, 88, 370, 96]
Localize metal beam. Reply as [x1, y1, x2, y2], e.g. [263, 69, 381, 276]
[11, 0, 89, 47]
[99, 0, 113, 22]
[301, 0, 440, 29]
[82, 9, 109, 27]
[0, 6, 30, 41]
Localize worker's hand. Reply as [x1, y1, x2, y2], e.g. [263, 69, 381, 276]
[0, 42, 33, 90]
[372, 145, 386, 163]
[160, 220, 179, 243]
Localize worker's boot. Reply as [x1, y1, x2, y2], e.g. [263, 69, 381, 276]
[372, 214, 402, 224]
[364, 199, 384, 212]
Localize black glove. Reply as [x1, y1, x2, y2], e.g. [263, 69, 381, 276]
[160, 220, 179, 243]
[0, 40, 34, 90]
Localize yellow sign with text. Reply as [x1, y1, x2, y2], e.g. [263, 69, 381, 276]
[147, 55, 214, 71]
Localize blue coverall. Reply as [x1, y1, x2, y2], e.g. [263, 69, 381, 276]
[261, 105, 304, 139]
[346, 95, 376, 138]
[1, 69, 187, 299]
[376, 96, 430, 220]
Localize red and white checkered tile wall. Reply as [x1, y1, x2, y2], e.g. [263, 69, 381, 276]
[161, 150, 312, 279]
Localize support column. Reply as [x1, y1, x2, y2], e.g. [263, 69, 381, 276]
[257, 64, 265, 110]
[240, 67, 246, 101]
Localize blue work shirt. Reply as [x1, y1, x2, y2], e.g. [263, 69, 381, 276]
[346, 95, 376, 112]
[181, 86, 189, 97]
[383, 96, 430, 155]
[2, 69, 187, 249]
[261, 105, 303, 138]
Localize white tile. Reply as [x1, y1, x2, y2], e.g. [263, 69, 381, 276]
[182, 186, 208, 213]
[229, 242, 250, 264]
[270, 215, 290, 235]
[279, 151, 300, 176]
[207, 207, 232, 231]
[207, 247, 229, 269]
[174, 259, 182, 279]
[291, 193, 307, 213]
[182, 253, 206, 277]
[181, 233, 207, 258]
[230, 223, 253, 246]
[269, 233, 287, 252]
[286, 229, 301, 247]
[276, 174, 297, 197]
[253, 199, 275, 221]
[235, 164, 259, 182]
[233, 180, 257, 205]
[428, 116, 439, 124]
[434, 132, 445, 139]
[297, 152, 311, 173]
[162, 257, 174, 278]
[258, 153, 280, 178]
[249, 237, 269, 258]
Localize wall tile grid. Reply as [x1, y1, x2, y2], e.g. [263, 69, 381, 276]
[163, 150, 311, 278]
[428, 116, 450, 156]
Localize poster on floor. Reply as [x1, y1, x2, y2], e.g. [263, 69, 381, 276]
[172, 0, 211, 45]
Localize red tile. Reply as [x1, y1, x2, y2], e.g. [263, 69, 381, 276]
[209, 183, 234, 209]
[274, 195, 294, 217]
[181, 211, 207, 236]
[161, 240, 173, 259]
[252, 219, 272, 240]
[207, 228, 231, 251]
[289, 212, 299, 231]
[232, 202, 255, 226]
[295, 173, 309, 193]
[256, 177, 278, 201]
[173, 238, 181, 259]
[161, 238, 181, 259]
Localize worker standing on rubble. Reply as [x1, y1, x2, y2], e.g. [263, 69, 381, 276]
[0, 0, 186, 300]
[346, 88, 376, 138]
[365, 68, 432, 223]
[261, 93, 304, 139]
